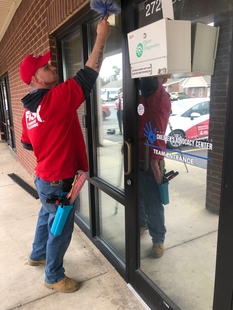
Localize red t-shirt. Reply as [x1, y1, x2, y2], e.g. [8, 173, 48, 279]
[139, 82, 171, 162]
[21, 78, 88, 181]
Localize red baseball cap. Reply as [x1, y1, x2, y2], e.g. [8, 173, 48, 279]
[19, 50, 52, 85]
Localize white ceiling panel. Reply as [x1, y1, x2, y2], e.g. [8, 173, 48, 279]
[0, 0, 22, 41]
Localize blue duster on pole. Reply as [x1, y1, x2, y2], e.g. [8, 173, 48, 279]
[90, 0, 121, 18]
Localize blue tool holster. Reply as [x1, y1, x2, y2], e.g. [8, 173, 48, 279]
[50, 192, 73, 236]
[158, 182, 169, 205]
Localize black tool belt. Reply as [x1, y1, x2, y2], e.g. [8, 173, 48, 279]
[46, 177, 75, 205]
[50, 177, 74, 192]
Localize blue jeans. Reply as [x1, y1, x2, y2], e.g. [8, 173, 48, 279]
[139, 167, 166, 244]
[117, 110, 123, 134]
[30, 176, 76, 284]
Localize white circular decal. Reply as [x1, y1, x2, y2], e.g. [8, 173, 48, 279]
[137, 103, 145, 115]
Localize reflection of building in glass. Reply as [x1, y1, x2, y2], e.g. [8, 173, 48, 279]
[164, 76, 211, 99]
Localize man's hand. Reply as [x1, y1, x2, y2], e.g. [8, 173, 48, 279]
[96, 14, 111, 41]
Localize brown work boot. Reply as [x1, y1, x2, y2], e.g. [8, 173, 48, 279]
[44, 276, 79, 293]
[140, 226, 148, 236]
[28, 258, 46, 266]
[151, 243, 164, 258]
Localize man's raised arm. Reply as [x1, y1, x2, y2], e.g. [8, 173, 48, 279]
[85, 15, 111, 73]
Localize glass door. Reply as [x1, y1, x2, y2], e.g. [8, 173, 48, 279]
[57, 11, 126, 275]
[121, 0, 233, 309]
[138, 79, 218, 310]
[0, 75, 15, 150]
[87, 14, 126, 265]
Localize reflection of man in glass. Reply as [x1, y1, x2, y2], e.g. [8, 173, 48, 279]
[139, 75, 171, 258]
[114, 92, 123, 135]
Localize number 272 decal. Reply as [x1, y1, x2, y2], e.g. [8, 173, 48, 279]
[145, 0, 179, 17]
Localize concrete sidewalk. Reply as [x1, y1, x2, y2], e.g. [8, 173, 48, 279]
[0, 141, 145, 310]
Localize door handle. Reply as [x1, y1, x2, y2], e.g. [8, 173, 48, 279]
[124, 140, 132, 175]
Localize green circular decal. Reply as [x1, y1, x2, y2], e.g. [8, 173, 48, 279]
[136, 43, 143, 58]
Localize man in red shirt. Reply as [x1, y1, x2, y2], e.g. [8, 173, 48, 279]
[139, 75, 171, 258]
[20, 16, 110, 292]
[114, 92, 123, 135]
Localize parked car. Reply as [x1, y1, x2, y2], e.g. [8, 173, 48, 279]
[170, 92, 189, 101]
[166, 98, 210, 149]
[102, 104, 111, 120]
[101, 89, 119, 101]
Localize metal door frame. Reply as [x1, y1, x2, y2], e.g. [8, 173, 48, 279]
[0, 74, 15, 150]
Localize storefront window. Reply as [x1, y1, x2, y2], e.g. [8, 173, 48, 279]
[97, 52, 124, 189]
[60, 30, 90, 225]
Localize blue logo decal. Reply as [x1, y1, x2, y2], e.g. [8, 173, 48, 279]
[144, 122, 157, 144]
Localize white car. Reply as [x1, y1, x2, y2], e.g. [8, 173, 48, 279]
[166, 98, 210, 149]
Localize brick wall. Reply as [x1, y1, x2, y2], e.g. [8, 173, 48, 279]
[206, 10, 233, 214]
[0, 0, 88, 177]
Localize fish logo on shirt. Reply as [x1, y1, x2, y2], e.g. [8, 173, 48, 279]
[25, 105, 44, 130]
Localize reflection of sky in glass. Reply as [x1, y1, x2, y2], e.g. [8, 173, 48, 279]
[100, 53, 122, 79]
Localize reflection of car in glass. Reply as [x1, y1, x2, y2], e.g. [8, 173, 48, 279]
[101, 89, 119, 101]
[166, 98, 210, 149]
[170, 92, 189, 101]
[102, 105, 111, 120]
[108, 90, 119, 101]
